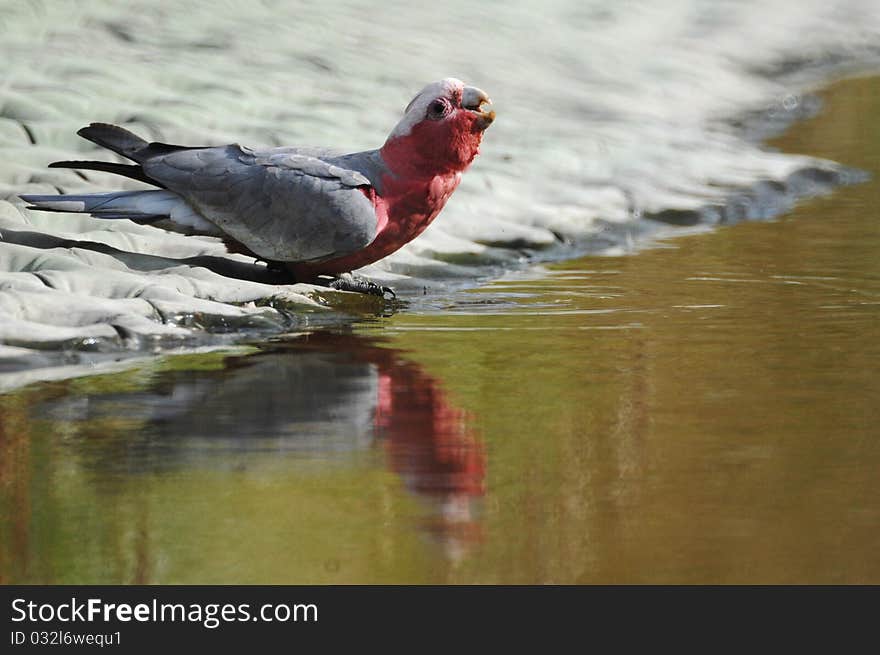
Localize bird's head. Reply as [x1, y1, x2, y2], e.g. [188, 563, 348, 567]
[381, 78, 495, 178]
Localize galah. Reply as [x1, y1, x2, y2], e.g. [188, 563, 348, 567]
[20, 78, 495, 295]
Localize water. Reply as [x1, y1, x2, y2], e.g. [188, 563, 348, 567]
[2, 75, 878, 583]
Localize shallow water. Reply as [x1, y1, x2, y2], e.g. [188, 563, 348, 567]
[1, 75, 878, 583]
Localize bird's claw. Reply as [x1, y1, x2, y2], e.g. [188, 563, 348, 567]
[328, 273, 395, 298]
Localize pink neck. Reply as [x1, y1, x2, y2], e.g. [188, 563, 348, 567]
[379, 124, 483, 181]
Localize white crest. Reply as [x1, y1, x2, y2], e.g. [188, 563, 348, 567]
[388, 78, 464, 139]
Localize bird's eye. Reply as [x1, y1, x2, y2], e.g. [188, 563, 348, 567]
[427, 99, 449, 120]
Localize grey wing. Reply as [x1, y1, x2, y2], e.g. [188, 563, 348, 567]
[141, 145, 378, 263]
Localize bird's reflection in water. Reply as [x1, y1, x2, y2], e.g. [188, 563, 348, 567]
[269, 331, 486, 558]
[42, 330, 486, 557]
[337, 333, 486, 557]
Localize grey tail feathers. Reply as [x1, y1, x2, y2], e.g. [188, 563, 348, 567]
[43, 123, 205, 187]
[19, 125, 211, 227]
[76, 122, 204, 163]
[47, 160, 165, 187]
[76, 123, 151, 161]
[19, 190, 177, 223]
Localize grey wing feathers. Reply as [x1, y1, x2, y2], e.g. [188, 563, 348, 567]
[142, 145, 379, 263]
[258, 152, 370, 187]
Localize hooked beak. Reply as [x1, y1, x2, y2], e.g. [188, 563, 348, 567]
[462, 85, 495, 130]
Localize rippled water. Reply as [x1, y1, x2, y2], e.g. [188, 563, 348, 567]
[2, 76, 877, 583]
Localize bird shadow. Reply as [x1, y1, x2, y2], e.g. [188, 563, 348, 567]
[0, 226, 294, 285]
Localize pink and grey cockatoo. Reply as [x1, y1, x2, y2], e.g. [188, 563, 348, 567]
[20, 78, 495, 295]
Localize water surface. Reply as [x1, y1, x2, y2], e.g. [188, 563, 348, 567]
[1, 75, 878, 583]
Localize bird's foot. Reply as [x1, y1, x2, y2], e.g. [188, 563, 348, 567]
[327, 273, 395, 298]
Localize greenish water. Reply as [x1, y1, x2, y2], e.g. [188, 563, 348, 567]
[2, 76, 879, 584]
